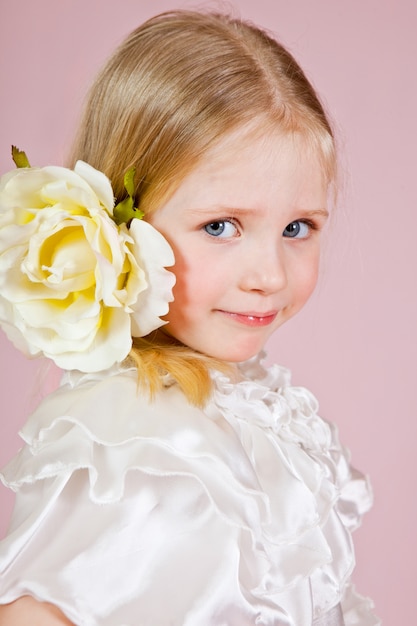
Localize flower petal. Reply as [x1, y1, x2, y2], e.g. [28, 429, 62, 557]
[128, 220, 176, 337]
[74, 161, 115, 215]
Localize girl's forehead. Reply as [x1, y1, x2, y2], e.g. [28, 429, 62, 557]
[146, 120, 333, 216]
[193, 125, 326, 179]
[196, 120, 335, 190]
[153, 127, 328, 217]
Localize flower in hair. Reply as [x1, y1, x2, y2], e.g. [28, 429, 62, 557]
[0, 148, 175, 372]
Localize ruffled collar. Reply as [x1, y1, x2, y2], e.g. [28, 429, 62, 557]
[213, 352, 332, 455]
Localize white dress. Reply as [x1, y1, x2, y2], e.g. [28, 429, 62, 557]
[0, 354, 380, 626]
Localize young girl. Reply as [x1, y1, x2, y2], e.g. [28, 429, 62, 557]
[0, 10, 379, 626]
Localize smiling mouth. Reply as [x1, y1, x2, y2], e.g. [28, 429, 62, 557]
[217, 310, 278, 327]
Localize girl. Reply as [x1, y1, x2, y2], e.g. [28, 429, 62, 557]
[0, 10, 379, 626]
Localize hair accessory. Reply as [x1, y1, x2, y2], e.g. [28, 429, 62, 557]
[0, 147, 175, 372]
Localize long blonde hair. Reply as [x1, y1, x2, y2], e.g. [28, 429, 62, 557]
[70, 9, 336, 405]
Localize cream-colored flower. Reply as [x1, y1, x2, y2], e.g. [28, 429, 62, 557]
[0, 161, 175, 372]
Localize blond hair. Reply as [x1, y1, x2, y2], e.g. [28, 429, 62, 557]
[70, 9, 336, 405]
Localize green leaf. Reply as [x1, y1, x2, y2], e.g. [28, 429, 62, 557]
[11, 146, 30, 168]
[124, 167, 136, 198]
[113, 197, 145, 226]
[113, 166, 144, 226]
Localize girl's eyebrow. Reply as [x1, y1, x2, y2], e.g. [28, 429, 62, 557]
[184, 206, 330, 219]
[301, 208, 330, 219]
[185, 206, 256, 216]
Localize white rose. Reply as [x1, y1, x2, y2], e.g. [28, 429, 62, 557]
[0, 160, 175, 372]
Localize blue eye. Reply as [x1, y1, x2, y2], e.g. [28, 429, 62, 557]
[283, 220, 310, 239]
[204, 220, 237, 238]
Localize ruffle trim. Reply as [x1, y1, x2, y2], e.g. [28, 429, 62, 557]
[1, 354, 378, 624]
[210, 354, 376, 621]
[228, 354, 373, 533]
[342, 584, 381, 626]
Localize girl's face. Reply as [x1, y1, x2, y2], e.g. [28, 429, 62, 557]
[147, 127, 329, 362]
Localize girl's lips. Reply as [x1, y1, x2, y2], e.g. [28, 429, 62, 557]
[217, 310, 278, 327]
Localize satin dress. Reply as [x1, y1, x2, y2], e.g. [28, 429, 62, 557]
[0, 354, 380, 625]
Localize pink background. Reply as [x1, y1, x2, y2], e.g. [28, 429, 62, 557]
[1, 0, 416, 623]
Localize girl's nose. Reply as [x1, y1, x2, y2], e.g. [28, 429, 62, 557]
[239, 245, 288, 295]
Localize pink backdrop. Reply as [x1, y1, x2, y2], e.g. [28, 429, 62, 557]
[1, 1, 416, 623]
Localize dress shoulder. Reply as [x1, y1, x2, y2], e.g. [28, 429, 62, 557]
[2, 364, 249, 505]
